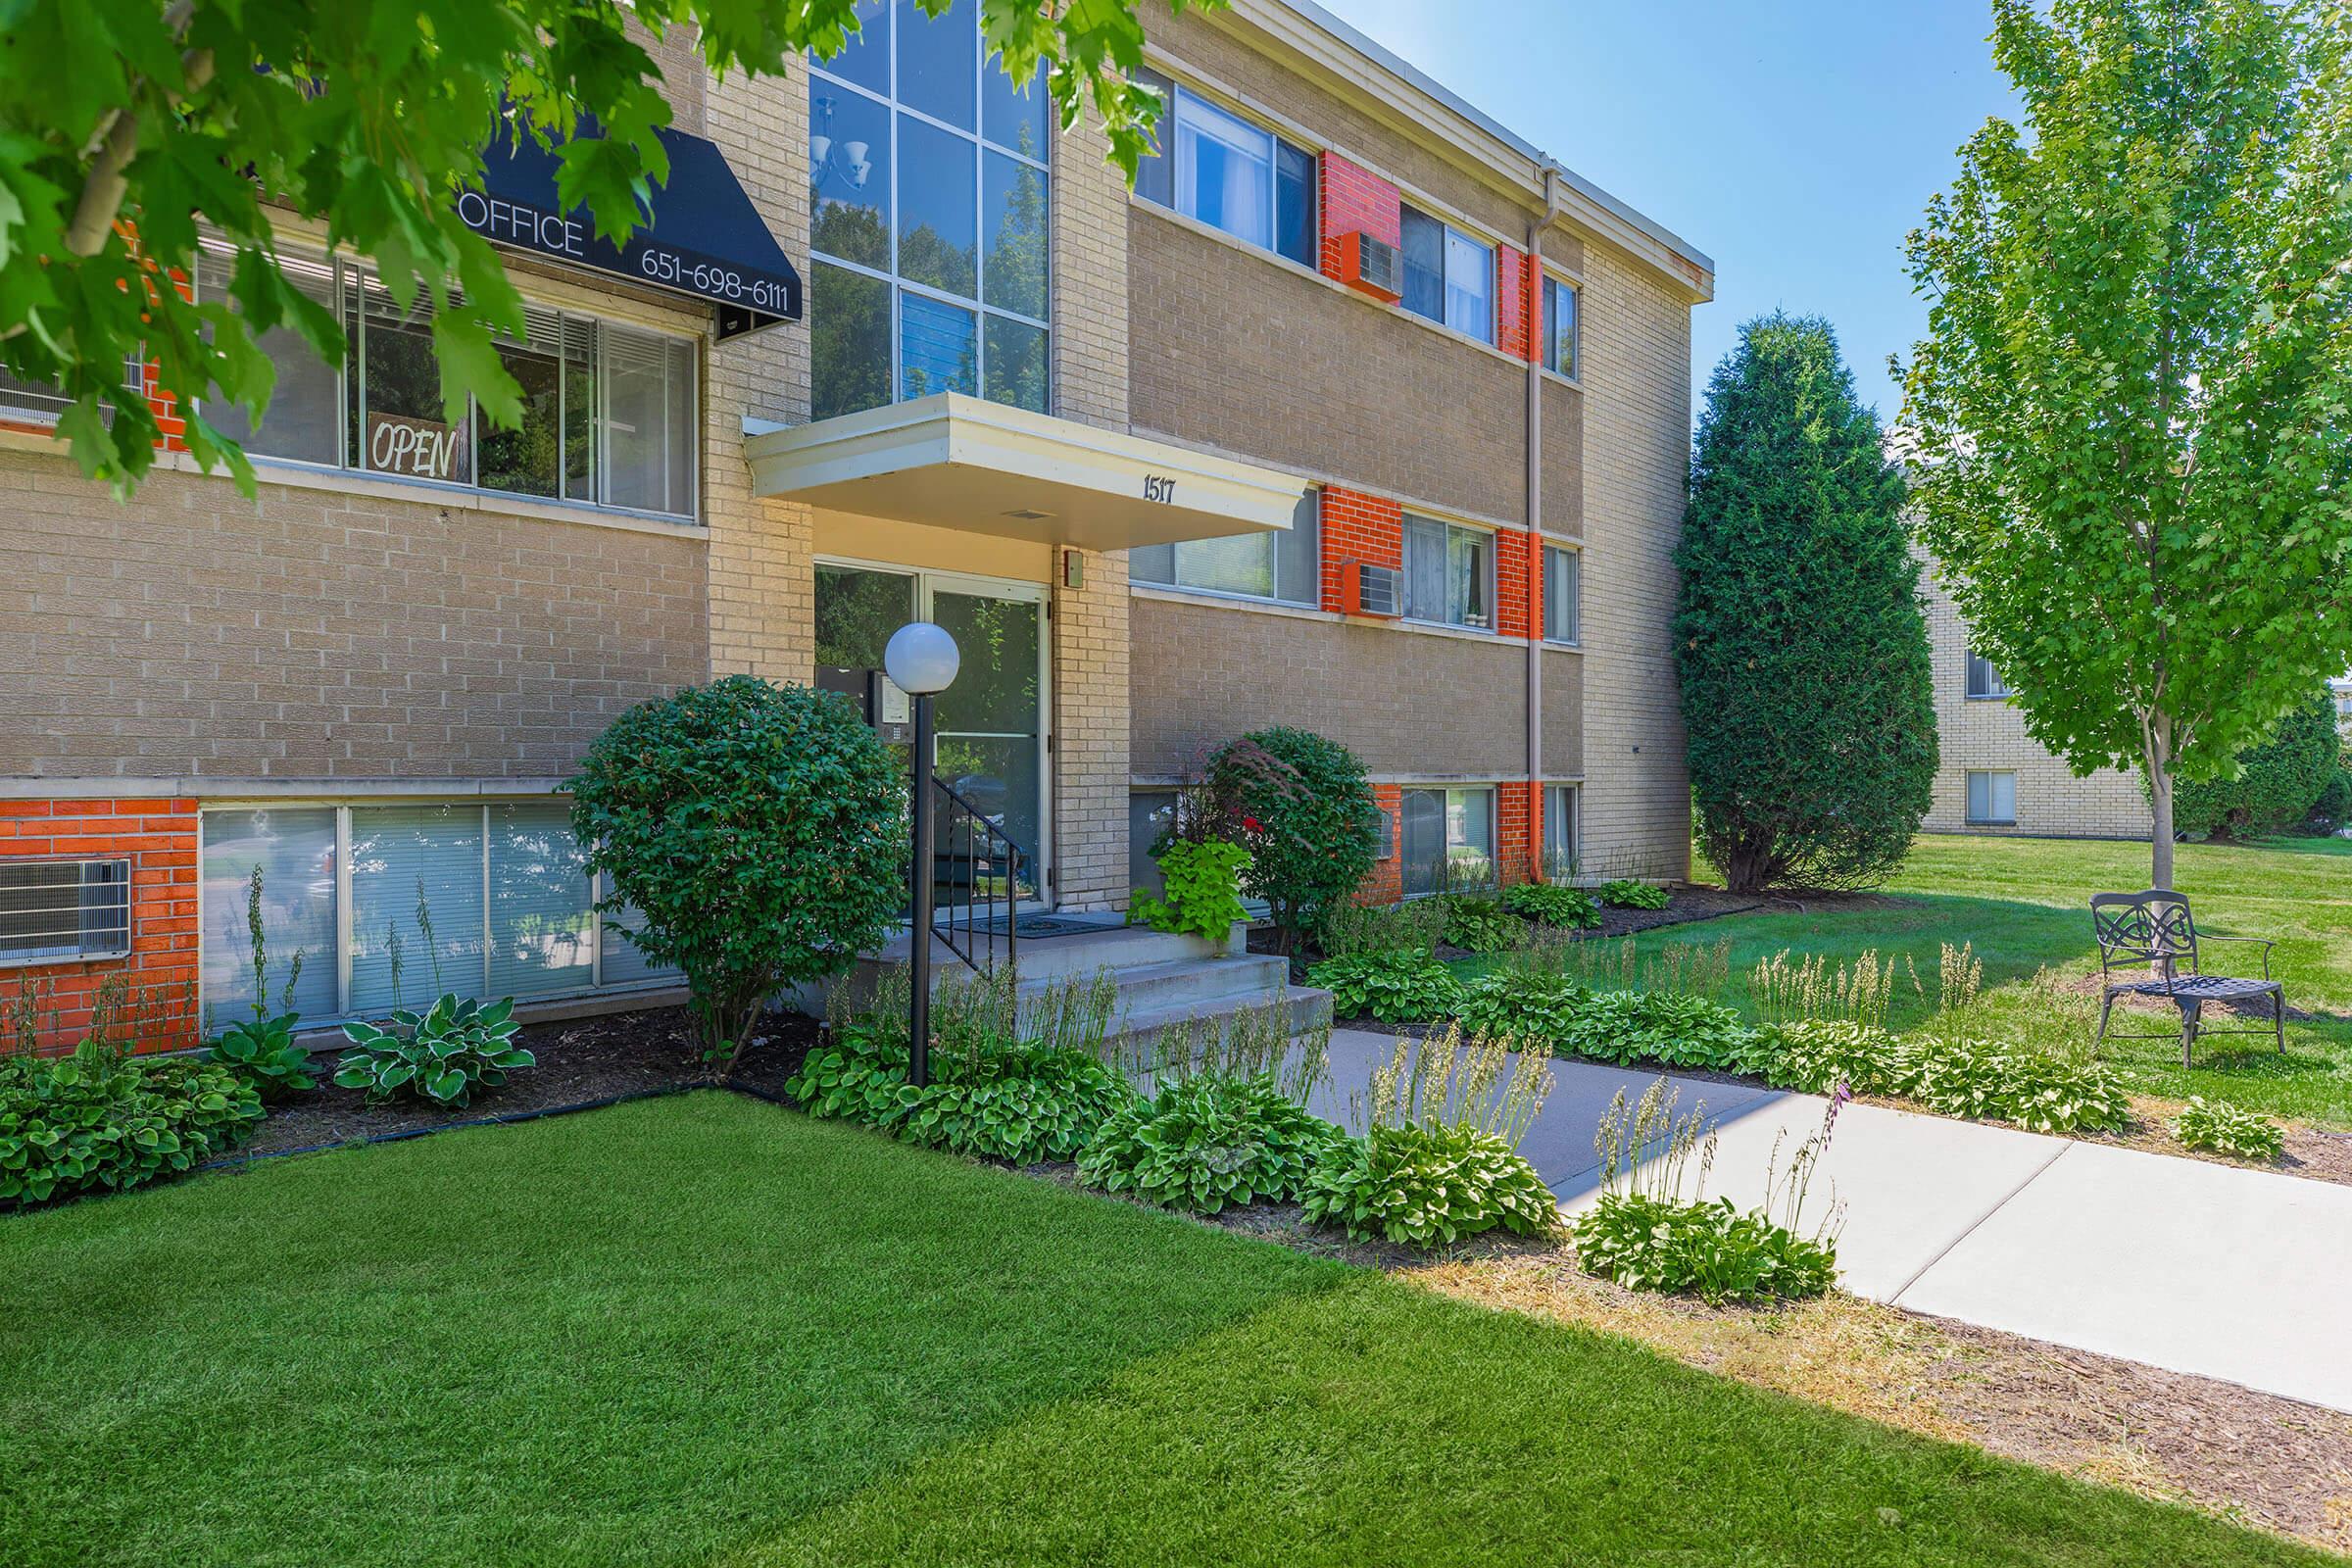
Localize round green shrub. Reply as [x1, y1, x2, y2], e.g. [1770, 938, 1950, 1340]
[1076, 1071, 1348, 1213]
[569, 676, 906, 1065]
[2173, 697, 2340, 838]
[0, 1046, 264, 1208]
[1597, 879, 1671, 911]
[1499, 882, 1602, 928]
[2315, 761, 2352, 823]
[1213, 727, 1377, 952]
[1302, 1121, 1557, 1246]
[1452, 970, 1592, 1051]
[786, 1017, 1136, 1166]
[1306, 952, 1464, 1025]
[1572, 1192, 1837, 1304]
[2169, 1097, 2284, 1162]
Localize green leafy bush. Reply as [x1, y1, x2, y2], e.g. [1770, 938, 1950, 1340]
[1543, 989, 1756, 1069]
[2170, 1097, 2285, 1162]
[1572, 1192, 1838, 1304]
[1129, 838, 1250, 942]
[1500, 882, 1602, 928]
[1452, 970, 1592, 1050]
[1306, 952, 1464, 1024]
[1214, 727, 1377, 953]
[1318, 897, 1447, 959]
[2316, 761, 2352, 824]
[787, 1015, 1135, 1166]
[1597, 879, 1671, 910]
[1675, 313, 1934, 893]
[1302, 1120, 1557, 1246]
[1572, 1077, 1839, 1305]
[1076, 1070, 1348, 1213]
[570, 675, 906, 1066]
[1742, 1018, 1892, 1093]
[1752, 1019, 2129, 1136]
[2173, 696, 2340, 839]
[334, 994, 534, 1108]
[205, 1014, 316, 1102]
[0, 1044, 263, 1208]
[1438, 893, 1526, 954]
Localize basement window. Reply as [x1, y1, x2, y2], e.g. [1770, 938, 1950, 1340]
[1966, 770, 2017, 827]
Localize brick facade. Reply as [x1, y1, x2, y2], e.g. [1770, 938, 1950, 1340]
[0, 799, 199, 1047]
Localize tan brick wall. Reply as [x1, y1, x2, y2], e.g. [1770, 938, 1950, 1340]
[0, 451, 707, 781]
[1053, 115, 1131, 433]
[1916, 547, 2150, 839]
[1542, 647, 1586, 779]
[1130, 595, 1530, 780]
[1054, 550, 1131, 909]
[1575, 242, 1693, 880]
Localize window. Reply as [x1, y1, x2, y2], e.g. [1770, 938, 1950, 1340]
[1966, 651, 2012, 700]
[1400, 787, 1497, 897]
[0, 859, 130, 967]
[1966, 770, 2017, 826]
[1400, 206, 1494, 344]
[810, 0, 1052, 420]
[0, 368, 73, 422]
[1543, 784, 1578, 880]
[1543, 274, 1579, 380]
[199, 803, 670, 1025]
[1543, 545, 1580, 644]
[1130, 489, 1320, 605]
[191, 241, 698, 519]
[1402, 514, 1494, 630]
[1133, 68, 1316, 269]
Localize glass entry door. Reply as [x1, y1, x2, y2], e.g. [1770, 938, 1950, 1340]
[813, 561, 1049, 908]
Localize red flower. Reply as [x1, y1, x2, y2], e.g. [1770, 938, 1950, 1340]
[1243, 814, 1263, 834]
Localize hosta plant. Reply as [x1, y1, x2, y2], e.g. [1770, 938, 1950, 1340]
[334, 994, 533, 1109]
[1499, 882, 1603, 928]
[1451, 970, 1592, 1052]
[1438, 894, 1527, 955]
[1597, 878, 1671, 910]
[2170, 1097, 2285, 1162]
[1546, 989, 1758, 1070]
[205, 1013, 316, 1102]
[1881, 1038, 2131, 1136]
[1741, 1018, 1895, 1094]
[787, 1017, 1135, 1166]
[1306, 952, 1464, 1025]
[1302, 1121, 1557, 1246]
[1077, 1070, 1348, 1213]
[1, 1043, 263, 1208]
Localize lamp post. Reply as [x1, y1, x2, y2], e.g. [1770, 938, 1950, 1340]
[884, 620, 959, 1089]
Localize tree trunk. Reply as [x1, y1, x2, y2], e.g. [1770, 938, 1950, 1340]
[2145, 737, 2176, 892]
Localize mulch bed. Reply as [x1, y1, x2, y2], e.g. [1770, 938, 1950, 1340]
[228, 1004, 825, 1162]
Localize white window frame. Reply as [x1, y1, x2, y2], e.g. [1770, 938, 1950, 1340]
[1129, 489, 1321, 608]
[1542, 273, 1580, 381]
[1402, 514, 1497, 633]
[1401, 205, 1495, 345]
[1965, 651, 2012, 700]
[196, 799, 676, 1029]
[808, 8, 1054, 417]
[1399, 784, 1498, 898]
[192, 239, 703, 524]
[1542, 543, 1580, 646]
[1543, 784, 1579, 880]
[1965, 770, 2017, 827]
[1132, 68, 1318, 270]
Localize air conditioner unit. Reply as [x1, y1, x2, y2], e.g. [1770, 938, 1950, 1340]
[1352, 561, 1401, 617]
[1337, 230, 1401, 303]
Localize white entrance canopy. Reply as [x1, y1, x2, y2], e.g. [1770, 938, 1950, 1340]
[744, 392, 1309, 551]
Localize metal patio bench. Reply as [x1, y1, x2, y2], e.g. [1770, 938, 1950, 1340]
[2090, 890, 2285, 1066]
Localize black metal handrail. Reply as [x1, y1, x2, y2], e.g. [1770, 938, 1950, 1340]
[927, 773, 1020, 978]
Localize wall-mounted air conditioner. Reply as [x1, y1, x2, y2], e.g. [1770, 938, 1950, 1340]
[1352, 562, 1401, 617]
[1338, 231, 1401, 303]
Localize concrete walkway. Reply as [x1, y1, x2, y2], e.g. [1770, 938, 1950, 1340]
[1315, 1028, 2352, 1414]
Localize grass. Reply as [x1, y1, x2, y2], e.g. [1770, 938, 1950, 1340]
[1614, 834, 2352, 1128]
[1, 1094, 2326, 1566]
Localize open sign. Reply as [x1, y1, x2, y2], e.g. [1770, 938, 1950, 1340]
[366, 411, 466, 481]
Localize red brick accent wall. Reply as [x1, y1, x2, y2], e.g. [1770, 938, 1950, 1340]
[0, 799, 201, 1053]
[1502, 780, 1543, 885]
[1495, 524, 1537, 640]
[1358, 783, 1404, 905]
[1321, 485, 1403, 614]
[1495, 244, 1538, 363]
[1318, 152, 1401, 278]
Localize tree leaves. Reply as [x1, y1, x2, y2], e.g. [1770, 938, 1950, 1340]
[0, 0, 1205, 493]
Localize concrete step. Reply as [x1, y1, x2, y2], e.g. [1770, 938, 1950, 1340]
[1107, 984, 1334, 1060]
[1019, 952, 1290, 1015]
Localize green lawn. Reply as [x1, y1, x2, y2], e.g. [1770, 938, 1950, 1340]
[2, 1095, 2324, 1566]
[1655, 833, 2352, 1126]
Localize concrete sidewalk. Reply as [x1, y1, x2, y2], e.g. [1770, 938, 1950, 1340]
[1315, 1028, 2352, 1414]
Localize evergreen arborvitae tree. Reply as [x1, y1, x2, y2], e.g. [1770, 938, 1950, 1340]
[1675, 314, 1936, 893]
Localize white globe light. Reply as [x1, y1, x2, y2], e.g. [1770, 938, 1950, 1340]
[883, 620, 960, 696]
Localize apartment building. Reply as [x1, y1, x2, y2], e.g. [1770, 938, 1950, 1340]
[1916, 549, 2150, 839]
[0, 0, 1711, 1050]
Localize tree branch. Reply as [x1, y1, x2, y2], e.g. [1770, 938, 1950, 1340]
[62, 2, 213, 258]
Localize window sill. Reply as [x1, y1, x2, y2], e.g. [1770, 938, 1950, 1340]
[151, 449, 709, 541]
[1543, 637, 1583, 652]
[1966, 820, 2018, 829]
[1965, 693, 2014, 703]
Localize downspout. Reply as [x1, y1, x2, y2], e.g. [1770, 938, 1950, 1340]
[1526, 169, 1563, 878]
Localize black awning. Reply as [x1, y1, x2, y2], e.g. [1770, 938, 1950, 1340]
[462, 122, 802, 338]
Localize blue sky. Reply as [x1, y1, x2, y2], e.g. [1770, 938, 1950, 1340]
[1315, 0, 2021, 424]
